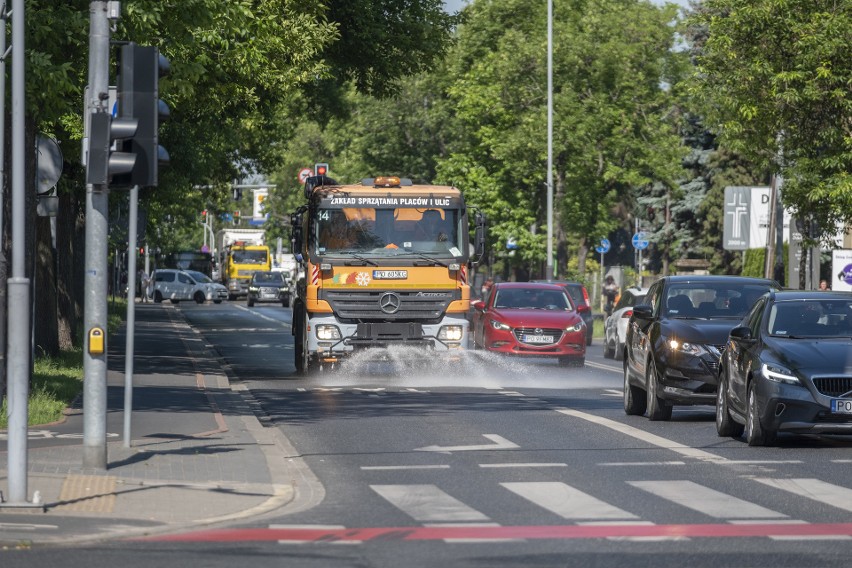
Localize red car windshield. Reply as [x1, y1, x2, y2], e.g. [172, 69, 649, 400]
[493, 288, 571, 310]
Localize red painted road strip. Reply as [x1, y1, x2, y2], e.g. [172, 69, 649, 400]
[139, 522, 852, 543]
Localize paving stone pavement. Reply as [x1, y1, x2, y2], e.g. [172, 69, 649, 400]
[0, 303, 309, 545]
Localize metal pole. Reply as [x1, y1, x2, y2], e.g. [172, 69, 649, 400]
[765, 174, 778, 280]
[83, 1, 110, 470]
[5, 0, 32, 505]
[123, 186, 138, 447]
[545, 0, 554, 281]
[0, 1, 8, 408]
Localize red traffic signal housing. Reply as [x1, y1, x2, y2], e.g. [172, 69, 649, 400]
[315, 163, 329, 176]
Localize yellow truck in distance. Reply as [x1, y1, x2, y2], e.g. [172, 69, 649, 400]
[290, 175, 486, 373]
[222, 242, 271, 300]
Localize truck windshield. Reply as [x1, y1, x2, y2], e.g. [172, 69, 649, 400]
[231, 249, 268, 264]
[315, 208, 463, 258]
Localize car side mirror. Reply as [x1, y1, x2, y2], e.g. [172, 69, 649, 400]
[472, 300, 485, 311]
[576, 304, 590, 314]
[632, 304, 653, 320]
[730, 326, 754, 342]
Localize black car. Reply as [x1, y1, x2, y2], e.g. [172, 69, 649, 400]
[716, 290, 852, 446]
[247, 271, 291, 307]
[533, 281, 594, 345]
[623, 275, 780, 421]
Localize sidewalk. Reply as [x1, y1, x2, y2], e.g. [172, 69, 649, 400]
[0, 303, 313, 546]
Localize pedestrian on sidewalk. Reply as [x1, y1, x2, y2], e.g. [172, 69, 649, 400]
[139, 269, 151, 302]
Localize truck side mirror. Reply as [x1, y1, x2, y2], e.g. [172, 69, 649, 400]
[472, 211, 487, 264]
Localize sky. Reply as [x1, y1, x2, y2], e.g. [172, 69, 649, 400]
[443, 0, 692, 14]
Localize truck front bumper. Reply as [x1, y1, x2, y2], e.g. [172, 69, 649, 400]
[307, 314, 470, 362]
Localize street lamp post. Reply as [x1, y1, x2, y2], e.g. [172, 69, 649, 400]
[546, 0, 554, 281]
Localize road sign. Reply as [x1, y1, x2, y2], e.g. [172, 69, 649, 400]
[595, 238, 611, 254]
[632, 232, 649, 250]
[298, 168, 313, 184]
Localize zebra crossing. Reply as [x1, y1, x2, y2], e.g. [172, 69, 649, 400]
[270, 477, 852, 544]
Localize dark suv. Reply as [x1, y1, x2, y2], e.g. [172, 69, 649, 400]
[534, 281, 593, 345]
[623, 275, 780, 421]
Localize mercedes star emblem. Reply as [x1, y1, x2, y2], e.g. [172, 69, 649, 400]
[379, 292, 401, 314]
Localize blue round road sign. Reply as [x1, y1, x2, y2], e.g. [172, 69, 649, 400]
[595, 238, 611, 254]
[632, 232, 649, 250]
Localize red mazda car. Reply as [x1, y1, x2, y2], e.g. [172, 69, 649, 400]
[471, 282, 586, 366]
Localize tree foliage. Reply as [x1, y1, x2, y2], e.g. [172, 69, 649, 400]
[437, 0, 685, 277]
[689, 0, 852, 245]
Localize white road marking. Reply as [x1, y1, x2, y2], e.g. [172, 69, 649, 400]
[361, 465, 451, 471]
[726, 519, 845, 541]
[628, 480, 787, 519]
[269, 524, 354, 545]
[423, 522, 519, 544]
[371, 485, 490, 523]
[0, 522, 58, 531]
[586, 360, 620, 373]
[578, 520, 687, 542]
[753, 478, 852, 513]
[501, 482, 639, 520]
[723, 460, 803, 465]
[602, 389, 623, 397]
[598, 461, 686, 467]
[233, 305, 293, 328]
[416, 434, 520, 453]
[479, 463, 567, 468]
[555, 408, 728, 463]
[499, 391, 525, 396]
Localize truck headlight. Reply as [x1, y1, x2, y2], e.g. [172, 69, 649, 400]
[438, 325, 464, 341]
[316, 325, 341, 340]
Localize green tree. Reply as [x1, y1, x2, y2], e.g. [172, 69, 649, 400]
[437, 0, 685, 278]
[689, 0, 852, 245]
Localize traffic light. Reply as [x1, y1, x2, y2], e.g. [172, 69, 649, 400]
[315, 163, 329, 177]
[201, 209, 208, 223]
[86, 112, 138, 185]
[115, 43, 170, 187]
[234, 210, 241, 225]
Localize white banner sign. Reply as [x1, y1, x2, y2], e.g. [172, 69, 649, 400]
[832, 249, 852, 291]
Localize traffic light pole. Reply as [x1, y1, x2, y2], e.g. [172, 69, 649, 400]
[82, 1, 111, 470]
[2, 0, 36, 507]
[123, 185, 139, 448]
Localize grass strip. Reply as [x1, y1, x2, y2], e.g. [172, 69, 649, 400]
[0, 297, 128, 428]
